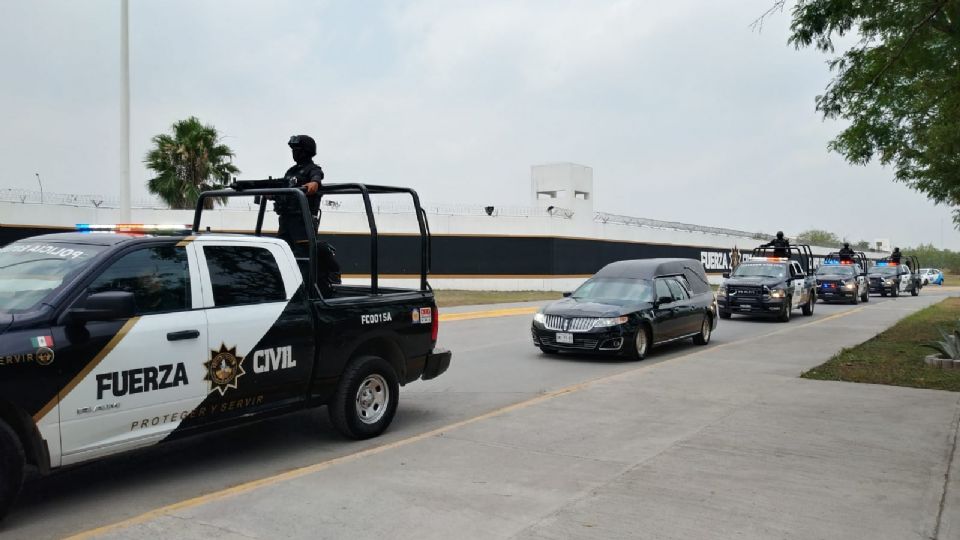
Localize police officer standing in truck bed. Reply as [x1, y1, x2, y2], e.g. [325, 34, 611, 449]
[276, 134, 325, 257]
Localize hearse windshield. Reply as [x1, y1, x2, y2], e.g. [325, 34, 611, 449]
[0, 241, 107, 313]
[572, 278, 655, 303]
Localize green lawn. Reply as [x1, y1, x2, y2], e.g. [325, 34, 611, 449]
[433, 290, 562, 308]
[802, 297, 960, 391]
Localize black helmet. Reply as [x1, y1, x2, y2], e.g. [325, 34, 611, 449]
[288, 134, 317, 158]
[843, 242, 850, 248]
[893, 247, 900, 252]
[776, 231, 784, 239]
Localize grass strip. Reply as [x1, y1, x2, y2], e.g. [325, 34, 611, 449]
[802, 297, 960, 392]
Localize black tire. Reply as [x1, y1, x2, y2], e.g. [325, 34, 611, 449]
[850, 291, 859, 305]
[719, 310, 732, 320]
[539, 346, 560, 355]
[911, 284, 919, 296]
[328, 355, 399, 440]
[628, 325, 651, 360]
[693, 315, 712, 345]
[778, 297, 792, 322]
[892, 286, 899, 298]
[861, 290, 869, 302]
[0, 421, 25, 521]
[802, 294, 815, 316]
[880, 290, 887, 297]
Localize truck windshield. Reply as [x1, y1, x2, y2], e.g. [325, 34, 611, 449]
[731, 264, 786, 279]
[871, 266, 898, 276]
[572, 278, 654, 302]
[816, 265, 855, 276]
[0, 241, 106, 313]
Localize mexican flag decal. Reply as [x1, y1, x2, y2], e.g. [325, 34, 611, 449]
[31, 335, 54, 348]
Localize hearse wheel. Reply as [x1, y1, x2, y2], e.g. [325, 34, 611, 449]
[693, 315, 712, 345]
[629, 325, 651, 360]
[329, 355, 400, 440]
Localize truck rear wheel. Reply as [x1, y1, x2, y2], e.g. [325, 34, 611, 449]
[802, 294, 815, 316]
[329, 355, 399, 440]
[911, 285, 919, 296]
[0, 421, 25, 521]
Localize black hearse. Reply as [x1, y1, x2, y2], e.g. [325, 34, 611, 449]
[531, 259, 717, 360]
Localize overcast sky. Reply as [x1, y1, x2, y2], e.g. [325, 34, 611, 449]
[1, 0, 957, 249]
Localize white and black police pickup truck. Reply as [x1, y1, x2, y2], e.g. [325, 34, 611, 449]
[0, 183, 451, 519]
[717, 243, 817, 322]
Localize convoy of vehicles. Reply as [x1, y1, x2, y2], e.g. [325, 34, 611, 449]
[715, 244, 816, 322]
[531, 259, 717, 360]
[0, 184, 450, 519]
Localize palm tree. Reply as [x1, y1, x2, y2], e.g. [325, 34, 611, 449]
[144, 117, 240, 209]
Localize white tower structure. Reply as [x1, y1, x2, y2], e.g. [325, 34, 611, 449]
[530, 163, 594, 220]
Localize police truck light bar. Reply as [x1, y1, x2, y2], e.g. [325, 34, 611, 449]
[76, 224, 191, 234]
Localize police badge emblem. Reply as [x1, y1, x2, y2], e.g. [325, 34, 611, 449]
[205, 344, 245, 396]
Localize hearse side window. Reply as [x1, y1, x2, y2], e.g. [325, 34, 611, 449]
[86, 246, 190, 315]
[203, 245, 286, 306]
[655, 279, 671, 301]
[665, 279, 689, 301]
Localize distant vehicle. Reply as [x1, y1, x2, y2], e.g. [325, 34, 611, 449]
[815, 256, 869, 304]
[717, 244, 816, 322]
[867, 256, 922, 297]
[919, 268, 944, 286]
[531, 259, 717, 360]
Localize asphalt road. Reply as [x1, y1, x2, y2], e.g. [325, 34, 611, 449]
[1, 291, 952, 539]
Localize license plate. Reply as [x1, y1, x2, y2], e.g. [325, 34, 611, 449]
[739, 305, 751, 310]
[556, 332, 573, 344]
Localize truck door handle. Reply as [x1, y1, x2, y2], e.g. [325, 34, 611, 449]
[167, 330, 200, 341]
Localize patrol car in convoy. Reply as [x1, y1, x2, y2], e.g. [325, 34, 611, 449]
[814, 252, 869, 304]
[0, 184, 451, 519]
[867, 256, 923, 297]
[716, 244, 817, 322]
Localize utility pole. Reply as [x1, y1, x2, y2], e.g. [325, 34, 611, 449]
[120, 0, 131, 222]
[34, 173, 43, 204]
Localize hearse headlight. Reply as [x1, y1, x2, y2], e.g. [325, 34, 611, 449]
[594, 316, 629, 328]
[533, 312, 546, 325]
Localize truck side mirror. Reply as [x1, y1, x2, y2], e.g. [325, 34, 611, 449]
[68, 292, 137, 323]
[722, 272, 730, 279]
[562, 291, 572, 298]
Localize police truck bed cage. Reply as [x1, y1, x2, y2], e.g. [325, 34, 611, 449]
[192, 181, 432, 296]
[750, 243, 814, 274]
[824, 250, 869, 273]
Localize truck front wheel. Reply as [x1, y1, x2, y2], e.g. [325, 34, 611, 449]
[0, 421, 25, 521]
[329, 355, 400, 440]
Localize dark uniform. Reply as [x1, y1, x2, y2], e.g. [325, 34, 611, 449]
[276, 154, 324, 257]
[838, 244, 855, 259]
[763, 232, 791, 258]
[890, 248, 902, 264]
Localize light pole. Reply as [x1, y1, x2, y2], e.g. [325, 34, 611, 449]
[120, 0, 131, 222]
[34, 173, 43, 204]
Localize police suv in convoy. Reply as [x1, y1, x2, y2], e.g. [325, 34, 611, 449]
[717, 244, 817, 322]
[814, 252, 869, 304]
[867, 256, 922, 297]
[0, 184, 451, 519]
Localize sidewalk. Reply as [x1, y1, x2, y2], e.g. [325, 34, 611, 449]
[91, 295, 960, 540]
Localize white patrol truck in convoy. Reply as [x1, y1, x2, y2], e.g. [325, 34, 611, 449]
[0, 183, 451, 519]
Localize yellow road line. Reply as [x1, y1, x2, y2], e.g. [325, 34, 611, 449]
[440, 306, 538, 322]
[66, 304, 870, 540]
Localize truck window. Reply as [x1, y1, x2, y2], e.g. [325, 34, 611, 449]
[203, 245, 286, 306]
[86, 246, 190, 315]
